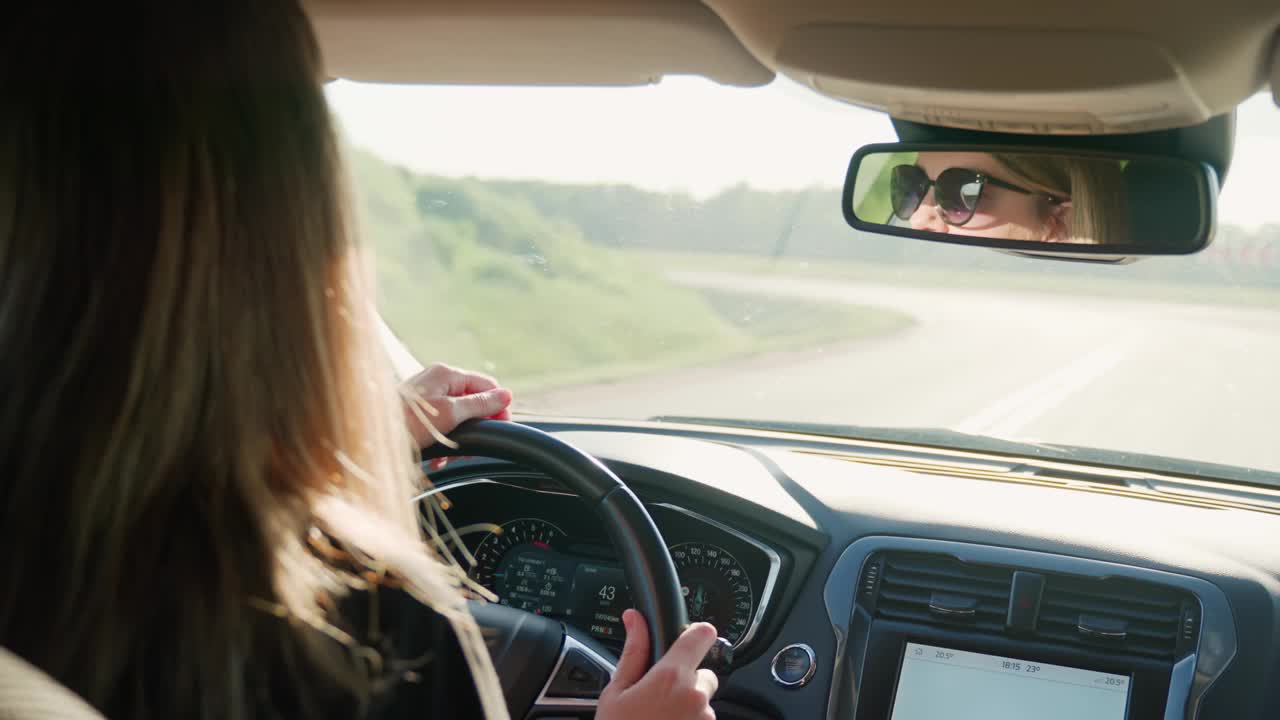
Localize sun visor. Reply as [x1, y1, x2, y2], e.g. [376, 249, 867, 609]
[306, 0, 773, 87]
[773, 26, 1221, 135]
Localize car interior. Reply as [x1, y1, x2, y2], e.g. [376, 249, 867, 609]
[3, 1, 1278, 719]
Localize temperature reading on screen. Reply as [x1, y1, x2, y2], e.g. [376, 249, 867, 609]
[935, 650, 955, 660]
[1025, 664, 1041, 673]
[1101, 677, 1127, 688]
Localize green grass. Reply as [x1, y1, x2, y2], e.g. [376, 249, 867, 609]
[390, 265, 916, 394]
[350, 149, 914, 394]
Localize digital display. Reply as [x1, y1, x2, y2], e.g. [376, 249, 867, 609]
[891, 643, 1130, 720]
[493, 547, 576, 616]
[571, 563, 631, 641]
[492, 551, 632, 643]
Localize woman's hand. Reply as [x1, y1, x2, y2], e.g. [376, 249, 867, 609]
[401, 363, 513, 449]
[597, 609, 719, 720]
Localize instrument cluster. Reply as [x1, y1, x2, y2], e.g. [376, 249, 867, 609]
[435, 476, 780, 651]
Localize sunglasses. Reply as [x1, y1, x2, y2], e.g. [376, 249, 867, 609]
[889, 164, 1063, 227]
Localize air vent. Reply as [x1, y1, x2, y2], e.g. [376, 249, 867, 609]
[862, 552, 1199, 659]
[1037, 575, 1190, 659]
[872, 552, 1013, 633]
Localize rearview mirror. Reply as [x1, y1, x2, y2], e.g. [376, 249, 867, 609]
[842, 144, 1217, 259]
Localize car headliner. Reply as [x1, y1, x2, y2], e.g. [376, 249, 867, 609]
[305, 0, 1280, 135]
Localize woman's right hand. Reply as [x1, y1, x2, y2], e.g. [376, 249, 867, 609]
[400, 362, 513, 450]
[597, 609, 719, 720]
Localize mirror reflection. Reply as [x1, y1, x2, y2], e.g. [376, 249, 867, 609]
[847, 148, 1212, 254]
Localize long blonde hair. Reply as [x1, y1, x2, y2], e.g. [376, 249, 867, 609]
[994, 153, 1130, 245]
[0, 2, 503, 717]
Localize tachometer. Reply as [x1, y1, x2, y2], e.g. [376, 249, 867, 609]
[671, 542, 754, 645]
[470, 518, 571, 615]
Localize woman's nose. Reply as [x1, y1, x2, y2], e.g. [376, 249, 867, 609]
[908, 189, 949, 233]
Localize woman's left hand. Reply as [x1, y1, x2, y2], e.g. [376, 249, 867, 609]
[401, 363, 513, 449]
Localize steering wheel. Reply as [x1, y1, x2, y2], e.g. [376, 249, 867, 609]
[421, 420, 689, 718]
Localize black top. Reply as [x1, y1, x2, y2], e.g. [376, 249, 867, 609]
[336, 585, 488, 720]
[255, 584, 488, 720]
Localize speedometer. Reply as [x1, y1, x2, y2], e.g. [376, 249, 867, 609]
[671, 542, 754, 645]
[471, 518, 571, 614]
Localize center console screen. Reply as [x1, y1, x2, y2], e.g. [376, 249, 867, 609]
[890, 642, 1130, 720]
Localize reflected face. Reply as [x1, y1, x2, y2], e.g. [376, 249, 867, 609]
[903, 152, 1070, 242]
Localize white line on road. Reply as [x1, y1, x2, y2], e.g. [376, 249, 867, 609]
[955, 340, 1135, 438]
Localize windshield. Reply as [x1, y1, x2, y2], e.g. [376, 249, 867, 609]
[327, 79, 1280, 485]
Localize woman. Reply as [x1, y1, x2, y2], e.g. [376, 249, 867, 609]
[893, 151, 1129, 244]
[0, 2, 717, 719]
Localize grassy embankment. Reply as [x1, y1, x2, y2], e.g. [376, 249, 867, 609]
[351, 150, 913, 392]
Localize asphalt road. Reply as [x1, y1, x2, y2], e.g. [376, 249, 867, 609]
[522, 270, 1280, 475]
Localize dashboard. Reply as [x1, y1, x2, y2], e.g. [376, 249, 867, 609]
[427, 419, 1280, 720]
[434, 476, 781, 653]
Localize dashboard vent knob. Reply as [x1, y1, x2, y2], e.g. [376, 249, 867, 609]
[1077, 614, 1128, 641]
[928, 592, 979, 619]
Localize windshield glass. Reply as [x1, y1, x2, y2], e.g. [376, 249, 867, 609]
[327, 79, 1280, 484]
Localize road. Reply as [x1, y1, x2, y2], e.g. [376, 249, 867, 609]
[522, 270, 1280, 475]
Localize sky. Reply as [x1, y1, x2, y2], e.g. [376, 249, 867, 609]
[326, 76, 1280, 230]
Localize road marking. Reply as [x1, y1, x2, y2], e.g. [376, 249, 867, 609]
[955, 340, 1134, 438]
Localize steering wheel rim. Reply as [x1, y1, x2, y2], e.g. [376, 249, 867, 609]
[422, 419, 688, 668]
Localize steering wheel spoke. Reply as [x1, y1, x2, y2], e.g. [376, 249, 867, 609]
[425, 420, 687, 717]
[531, 628, 618, 716]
